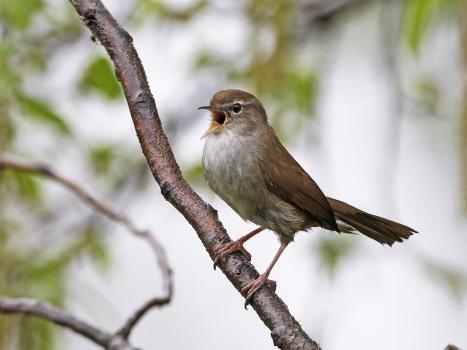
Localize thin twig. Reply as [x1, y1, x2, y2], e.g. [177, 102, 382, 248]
[117, 296, 170, 339]
[67, 0, 321, 349]
[0, 155, 144, 234]
[0, 155, 173, 338]
[0, 298, 133, 350]
[116, 232, 173, 339]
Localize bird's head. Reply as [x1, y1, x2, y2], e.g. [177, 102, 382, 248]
[198, 89, 267, 139]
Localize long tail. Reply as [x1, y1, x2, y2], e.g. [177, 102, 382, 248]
[327, 197, 417, 246]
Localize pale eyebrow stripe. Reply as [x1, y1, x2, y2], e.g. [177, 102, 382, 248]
[220, 100, 254, 108]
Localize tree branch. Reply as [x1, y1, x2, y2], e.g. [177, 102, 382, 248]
[0, 155, 150, 237]
[0, 298, 135, 350]
[0, 155, 173, 340]
[67, 0, 321, 349]
[116, 232, 173, 339]
[116, 296, 170, 339]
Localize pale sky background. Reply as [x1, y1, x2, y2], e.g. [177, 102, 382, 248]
[21, 1, 467, 349]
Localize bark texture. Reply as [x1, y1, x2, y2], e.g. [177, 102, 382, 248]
[68, 0, 320, 349]
[0, 298, 134, 350]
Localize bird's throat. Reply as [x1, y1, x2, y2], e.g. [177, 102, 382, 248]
[201, 111, 227, 139]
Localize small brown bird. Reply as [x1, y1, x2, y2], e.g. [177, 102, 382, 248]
[199, 89, 416, 306]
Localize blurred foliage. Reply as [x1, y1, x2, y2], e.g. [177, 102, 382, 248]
[0, 0, 76, 344]
[88, 142, 152, 191]
[3, 171, 43, 205]
[402, 0, 440, 54]
[424, 261, 467, 301]
[79, 56, 123, 100]
[136, 0, 208, 22]
[463, 85, 467, 215]
[193, 0, 319, 139]
[402, 0, 464, 54]
[89, 144, 116, 175]
[1, 0, 467, 348]
[0, 0, 44, 30]
[402, 0, 467, 214]
[462, 97, 467, 214]
[16, 94, 71, 134]
[0, 0, 147, 348]
[414, 77, 439, 114]
[315, 236, 355, 278]
[183, 162, 205, 186]
[0, 215, 107, 350]
[462, 8, 467, 215]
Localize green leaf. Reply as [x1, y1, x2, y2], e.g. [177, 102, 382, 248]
[16, 94, 71, 134]
[0, 0, 44, 29]
[0, 42, 21, 98]
[315, 236, 355, 277]
[282, 69, 318, 116]
[20, 317, 54, 350]
[140, 0, 208, 21]
[89, 144, 116, 175]
[415, 77, 439, 113]
[5, 171, 43, 205]
[183, 162, 205, 185]
[462, 92, 467, 215]
[403, 0, 440, 54]
[81, 226, 109, 269]
[0, 108, 16, 149]
[425, 261, 467, 300]
[79, 56, 122, 100]
[28, 266, 65, 307]
[193, 51, 215, 68]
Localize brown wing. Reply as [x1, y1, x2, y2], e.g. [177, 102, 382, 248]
[259, 130, 338, 232]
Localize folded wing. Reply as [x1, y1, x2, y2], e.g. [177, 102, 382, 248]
[259, 132, 339, 232]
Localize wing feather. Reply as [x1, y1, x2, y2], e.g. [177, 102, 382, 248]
[259, 131, 338, 231]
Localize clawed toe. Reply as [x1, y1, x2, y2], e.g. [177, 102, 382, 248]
[242, 275, 276, 308]
[213, 241, 252, 270]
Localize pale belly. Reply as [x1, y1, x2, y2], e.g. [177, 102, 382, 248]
[202, 130, 311, 238]
[203, 130, 263, 221]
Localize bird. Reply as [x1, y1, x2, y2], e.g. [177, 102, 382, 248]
[199, 89, 416, 306]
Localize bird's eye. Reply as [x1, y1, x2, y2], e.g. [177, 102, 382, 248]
[232, 103, 242, 113]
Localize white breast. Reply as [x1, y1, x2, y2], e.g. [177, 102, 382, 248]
[202, 129, 264, 221]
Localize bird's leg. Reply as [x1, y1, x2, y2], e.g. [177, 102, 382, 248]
[242, 240, 289, 308]
[213, 227, 265, 269]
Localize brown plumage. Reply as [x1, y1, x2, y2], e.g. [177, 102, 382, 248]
[327, 197, 416, 246]
[200, 89, 417, 306]
[260, 131, 339, 233]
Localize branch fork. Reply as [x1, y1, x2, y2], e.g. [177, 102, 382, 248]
[0, 0, 321, 349]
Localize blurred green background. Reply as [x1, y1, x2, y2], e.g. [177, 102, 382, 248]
[0, 0, 466, 349]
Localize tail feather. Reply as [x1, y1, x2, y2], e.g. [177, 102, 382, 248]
[327, 197, 417, 246]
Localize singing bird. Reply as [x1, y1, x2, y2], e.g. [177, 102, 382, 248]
[199, 89, 416, 306]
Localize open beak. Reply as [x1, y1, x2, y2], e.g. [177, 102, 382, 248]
[198, 105, 227, 139]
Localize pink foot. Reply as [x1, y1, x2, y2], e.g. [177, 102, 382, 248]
[213, 241, 252, 269]
[241, 274, 276, 308]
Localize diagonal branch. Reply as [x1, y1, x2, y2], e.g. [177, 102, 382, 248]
[67, 0, 321, 349]
[0, 155, 173, 339]
[0, 298, 134, 350]
[116, 295, 170, 339]
[0, 155, 149, 236]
